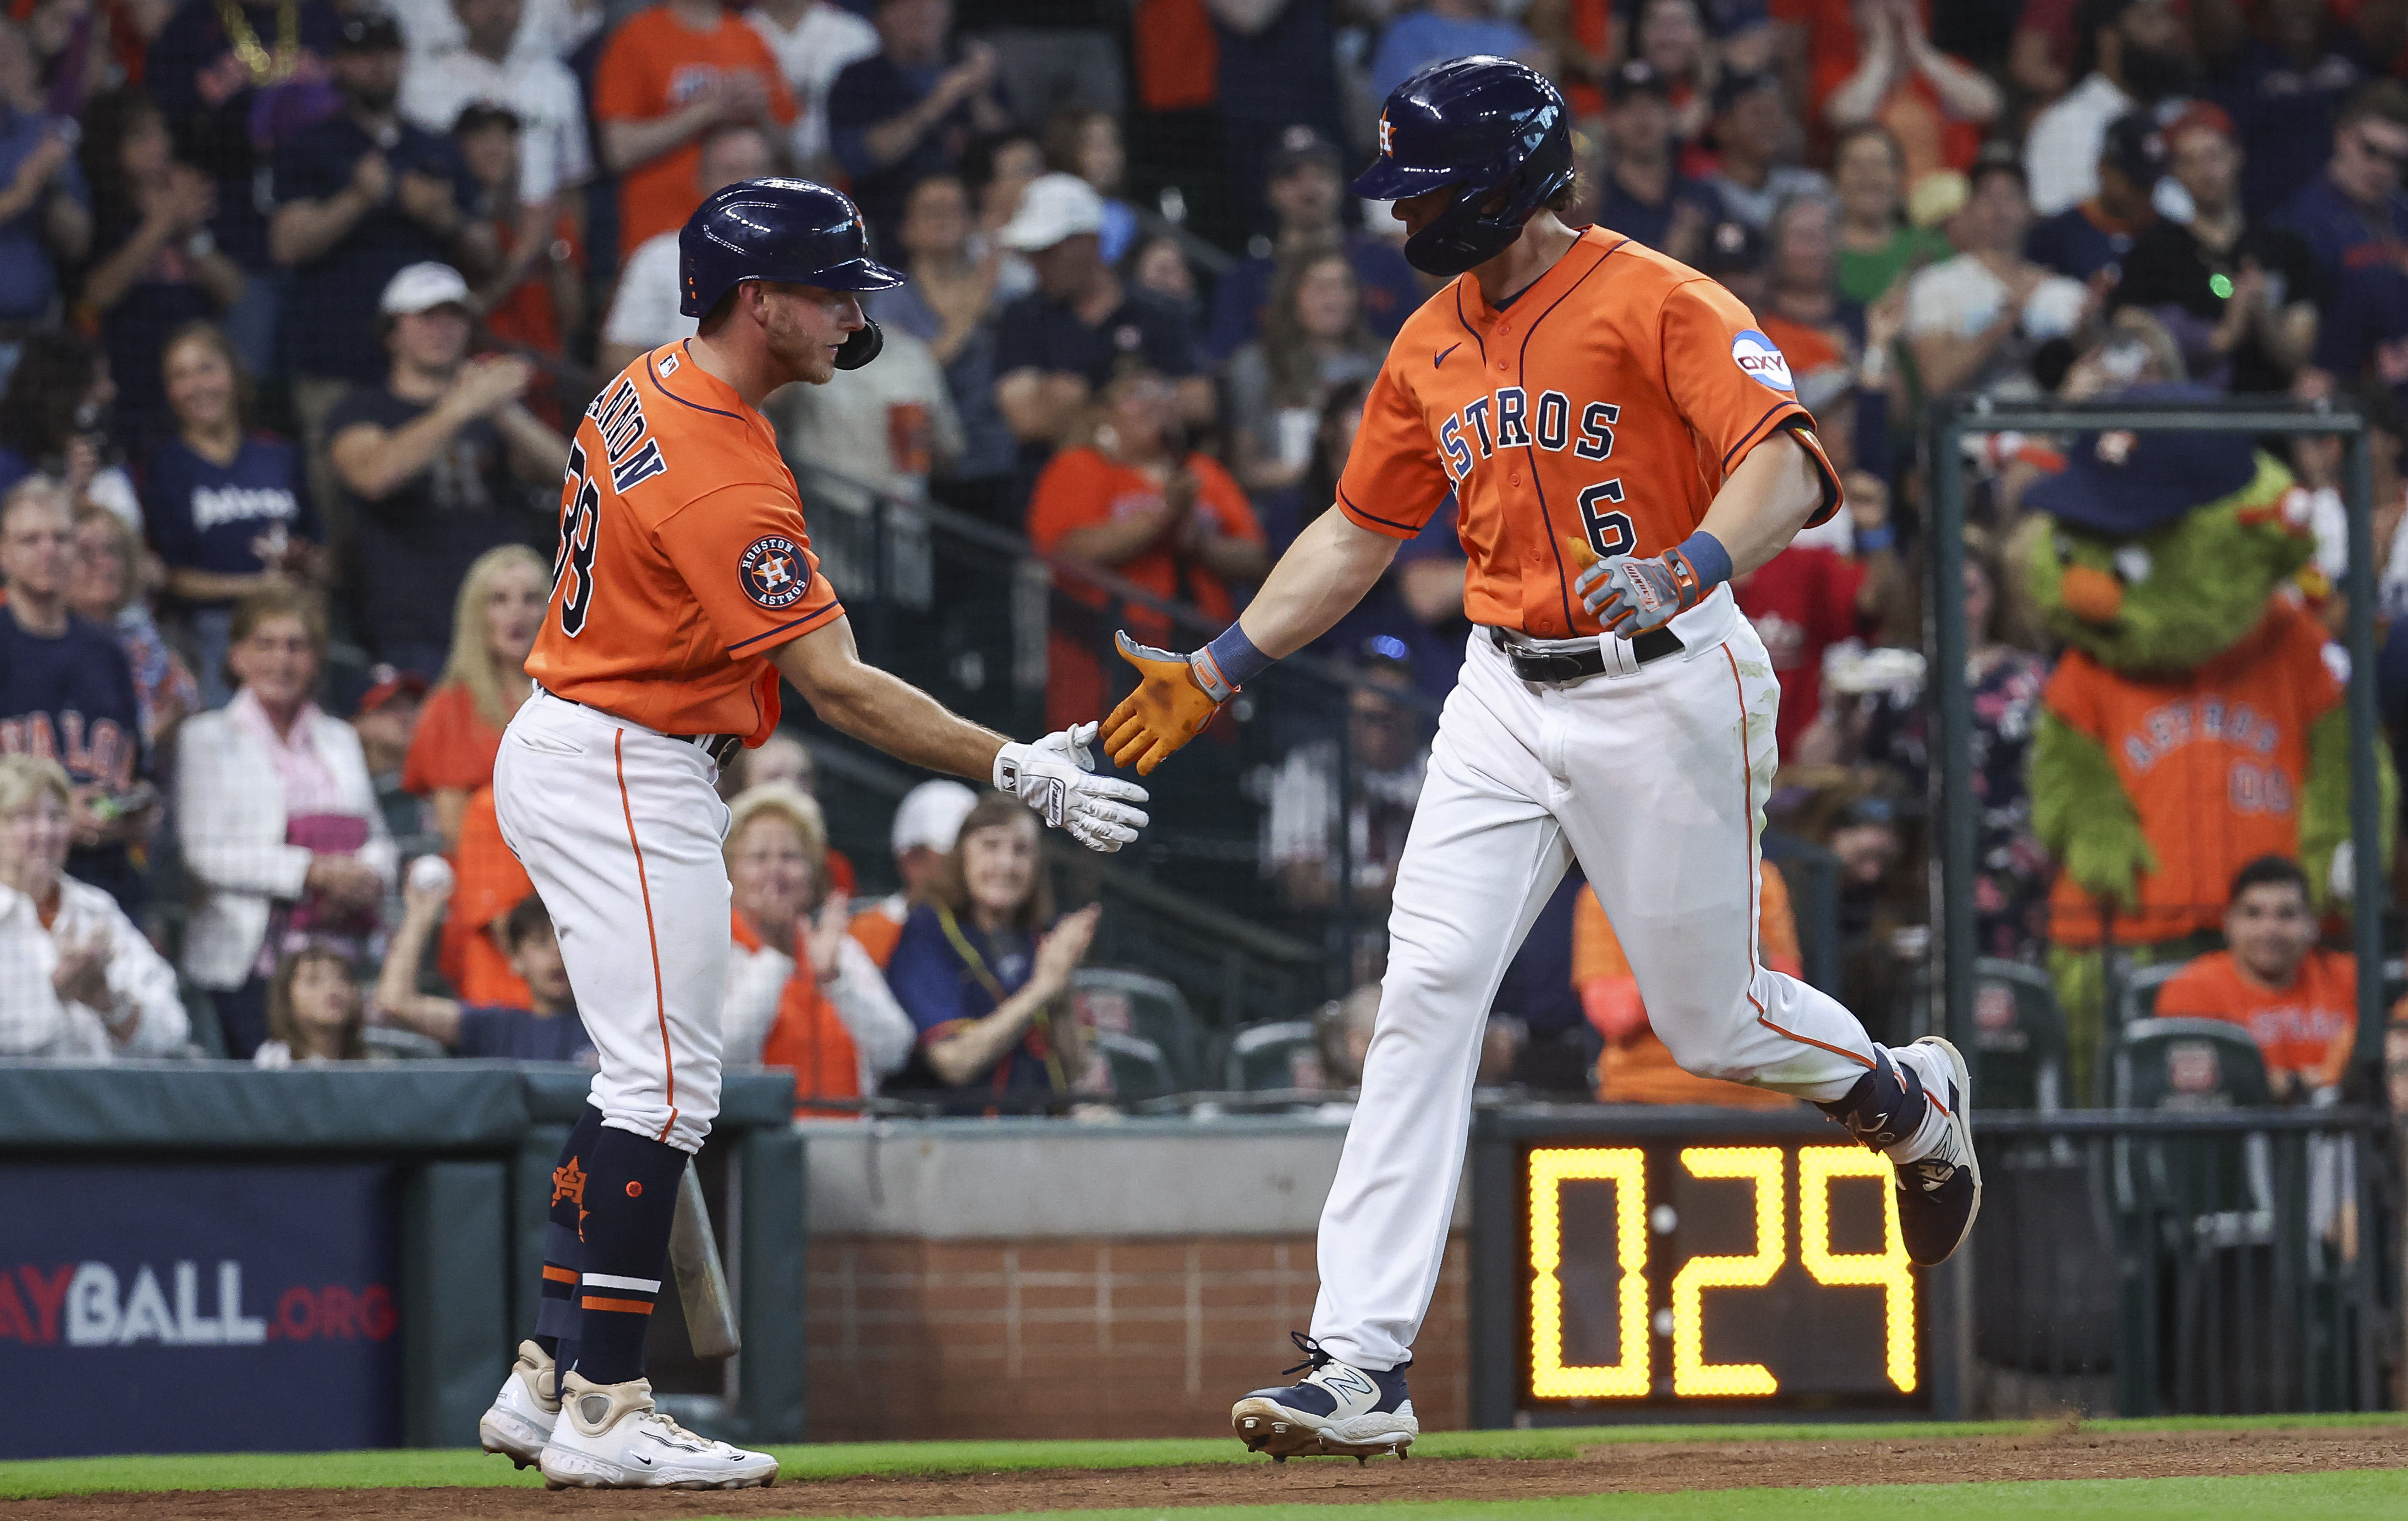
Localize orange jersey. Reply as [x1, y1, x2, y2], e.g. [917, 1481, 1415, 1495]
[524, 342, 845, 740]
[593, 9, 796, 255]
[2155, 947, 2357, 1078]
[2043, 599, 2342, 946]
[1336, 226, 1840, 639]
[402, 682, 503, 797]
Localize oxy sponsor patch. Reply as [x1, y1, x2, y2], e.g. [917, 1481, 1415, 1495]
[1731, 329, 1794, 394]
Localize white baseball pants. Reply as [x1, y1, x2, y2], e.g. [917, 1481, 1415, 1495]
[1310, 589, 1881, 1371]
[493, 690, 733, 1154]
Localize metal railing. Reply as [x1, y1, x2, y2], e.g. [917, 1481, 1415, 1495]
[1974, 1108, 2398, 1417]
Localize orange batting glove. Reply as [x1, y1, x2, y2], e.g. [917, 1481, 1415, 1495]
[1104, 632, 1234, 776]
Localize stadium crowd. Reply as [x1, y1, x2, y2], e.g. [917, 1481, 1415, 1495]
[0, 0, 2405, 1116]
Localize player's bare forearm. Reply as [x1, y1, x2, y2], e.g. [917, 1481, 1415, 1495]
[1234, 508, 1403, 658]
[1696, 431, 1831, 578]
[773, 617, 1007, 779]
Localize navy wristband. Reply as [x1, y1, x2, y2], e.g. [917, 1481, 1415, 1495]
[1203, 622, 1272, 691]
[1676, 530, 1732, 591]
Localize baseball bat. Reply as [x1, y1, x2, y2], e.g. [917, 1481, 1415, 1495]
[668, 1159, 742, 1360]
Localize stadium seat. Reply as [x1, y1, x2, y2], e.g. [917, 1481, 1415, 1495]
[1085, 1028, 1178, 1101]
[1073, 968, 1204, 1092]
[2118, 960, 2188, 1029]
[1224, 1020, 1323, 1091]
[2114, 1017, 2274, 1249]
[1970, 958, 2069, 1111]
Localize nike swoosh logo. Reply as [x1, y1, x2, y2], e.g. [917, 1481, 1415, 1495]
[1434, 343, 1460, 369]
[633, 1454, 654, 1467]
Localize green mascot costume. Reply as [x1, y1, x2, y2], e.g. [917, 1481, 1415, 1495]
[2025, 408, 2393, 1099]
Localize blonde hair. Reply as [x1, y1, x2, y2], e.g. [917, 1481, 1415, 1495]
[1, 474, 69, 534]
[0, 754, 73, 818]
[440, 544, 550, 732]
[725, 782, 830, 904]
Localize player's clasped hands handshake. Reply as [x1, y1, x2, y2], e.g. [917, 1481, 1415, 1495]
[993, 722, 1150, 854]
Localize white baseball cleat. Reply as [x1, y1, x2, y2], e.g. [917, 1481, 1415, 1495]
[537, 1371, 778, 1490]
[1231, 1333, 1416, 1462]
[478, 1341, 559, 1469]
[1891, 1036, 1982, 1266]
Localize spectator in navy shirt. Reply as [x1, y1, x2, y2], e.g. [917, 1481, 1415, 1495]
[75, 92, 247, 459]
[2280, 80, 2408, 286]
[145, 0, 343, 376]
[0, 480, 150, 913]
[1200, 127, 1421, 364]
[885, 790, 1100, 1102]
[0, 18, 91, 333]
[1209, 0, 1346, 235]
[269, 13, 482, 491]
[992, 173, 1209, 466]
[825, 0, 1012, 245]
[377, 876, 594, 1062]
[2209, 0, 2366, 225]
[2026, 111, 2165, 283]
[1593, 59, 1722, 263]
[326, 263, 567, 676]
[144, 323, 322, 707]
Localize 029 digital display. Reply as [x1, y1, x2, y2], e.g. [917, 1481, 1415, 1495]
[1517, 1139, 1923, 1409]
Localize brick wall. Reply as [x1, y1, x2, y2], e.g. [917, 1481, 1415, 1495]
[802, 1234, 1470, 1442]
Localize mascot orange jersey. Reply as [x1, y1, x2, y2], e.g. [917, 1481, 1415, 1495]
[524, 341, 844, 743]
[2043, 598, 2344, 946]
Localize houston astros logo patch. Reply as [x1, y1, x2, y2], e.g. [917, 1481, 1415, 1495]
[1731, 330, 1794, 394]
[739, 535, 810, 609]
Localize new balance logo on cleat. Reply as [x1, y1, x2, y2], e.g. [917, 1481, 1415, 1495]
[1231, 1333, 1417, 1463]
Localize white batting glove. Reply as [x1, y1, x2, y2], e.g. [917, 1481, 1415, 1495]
[994, 722, 1151, 853]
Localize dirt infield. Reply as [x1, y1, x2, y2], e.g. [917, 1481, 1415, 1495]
[11, 1425, 2406, 1520]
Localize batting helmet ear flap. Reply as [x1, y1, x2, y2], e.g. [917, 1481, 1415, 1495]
[833, 317, 884, 371]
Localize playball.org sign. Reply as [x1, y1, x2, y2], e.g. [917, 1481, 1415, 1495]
[0, 1161, 403, 1457]
[3, 1259, 395, 1347]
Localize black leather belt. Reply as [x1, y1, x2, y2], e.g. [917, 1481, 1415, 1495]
[540, 689, 741, 768]
[1490, 624, 1683, 683]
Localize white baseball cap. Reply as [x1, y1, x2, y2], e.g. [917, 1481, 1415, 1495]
[890, 779, 979, 857]
[997, 173, 1106, 252]
[380, 262, 472, 316]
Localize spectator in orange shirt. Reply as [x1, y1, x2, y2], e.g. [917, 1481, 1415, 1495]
[404, 543, 546, 846]
[403, 543, 547, 1003]
[591, 0, 795, 256]
[2155, 854, 2356, 1101]
[1024, 361, 1268, 732]
[1578, 859, 1804, 1108]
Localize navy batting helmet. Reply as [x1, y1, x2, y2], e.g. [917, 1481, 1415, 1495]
[1350, 56, 1575, 277]
[678, 178, 904, 320]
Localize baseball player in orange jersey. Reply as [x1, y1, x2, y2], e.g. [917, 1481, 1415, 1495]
[1103, 59, 1980, 1462]
[476, 179, 1147, 1490]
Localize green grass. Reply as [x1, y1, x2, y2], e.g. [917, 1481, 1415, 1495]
[3, 1412, 2404, 1500]
[825, 1471, 2408, 1521]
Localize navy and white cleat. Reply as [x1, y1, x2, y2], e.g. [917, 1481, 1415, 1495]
[1232, 1332, 1416, 1463]
[1891, 1036, 1981, 1266]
